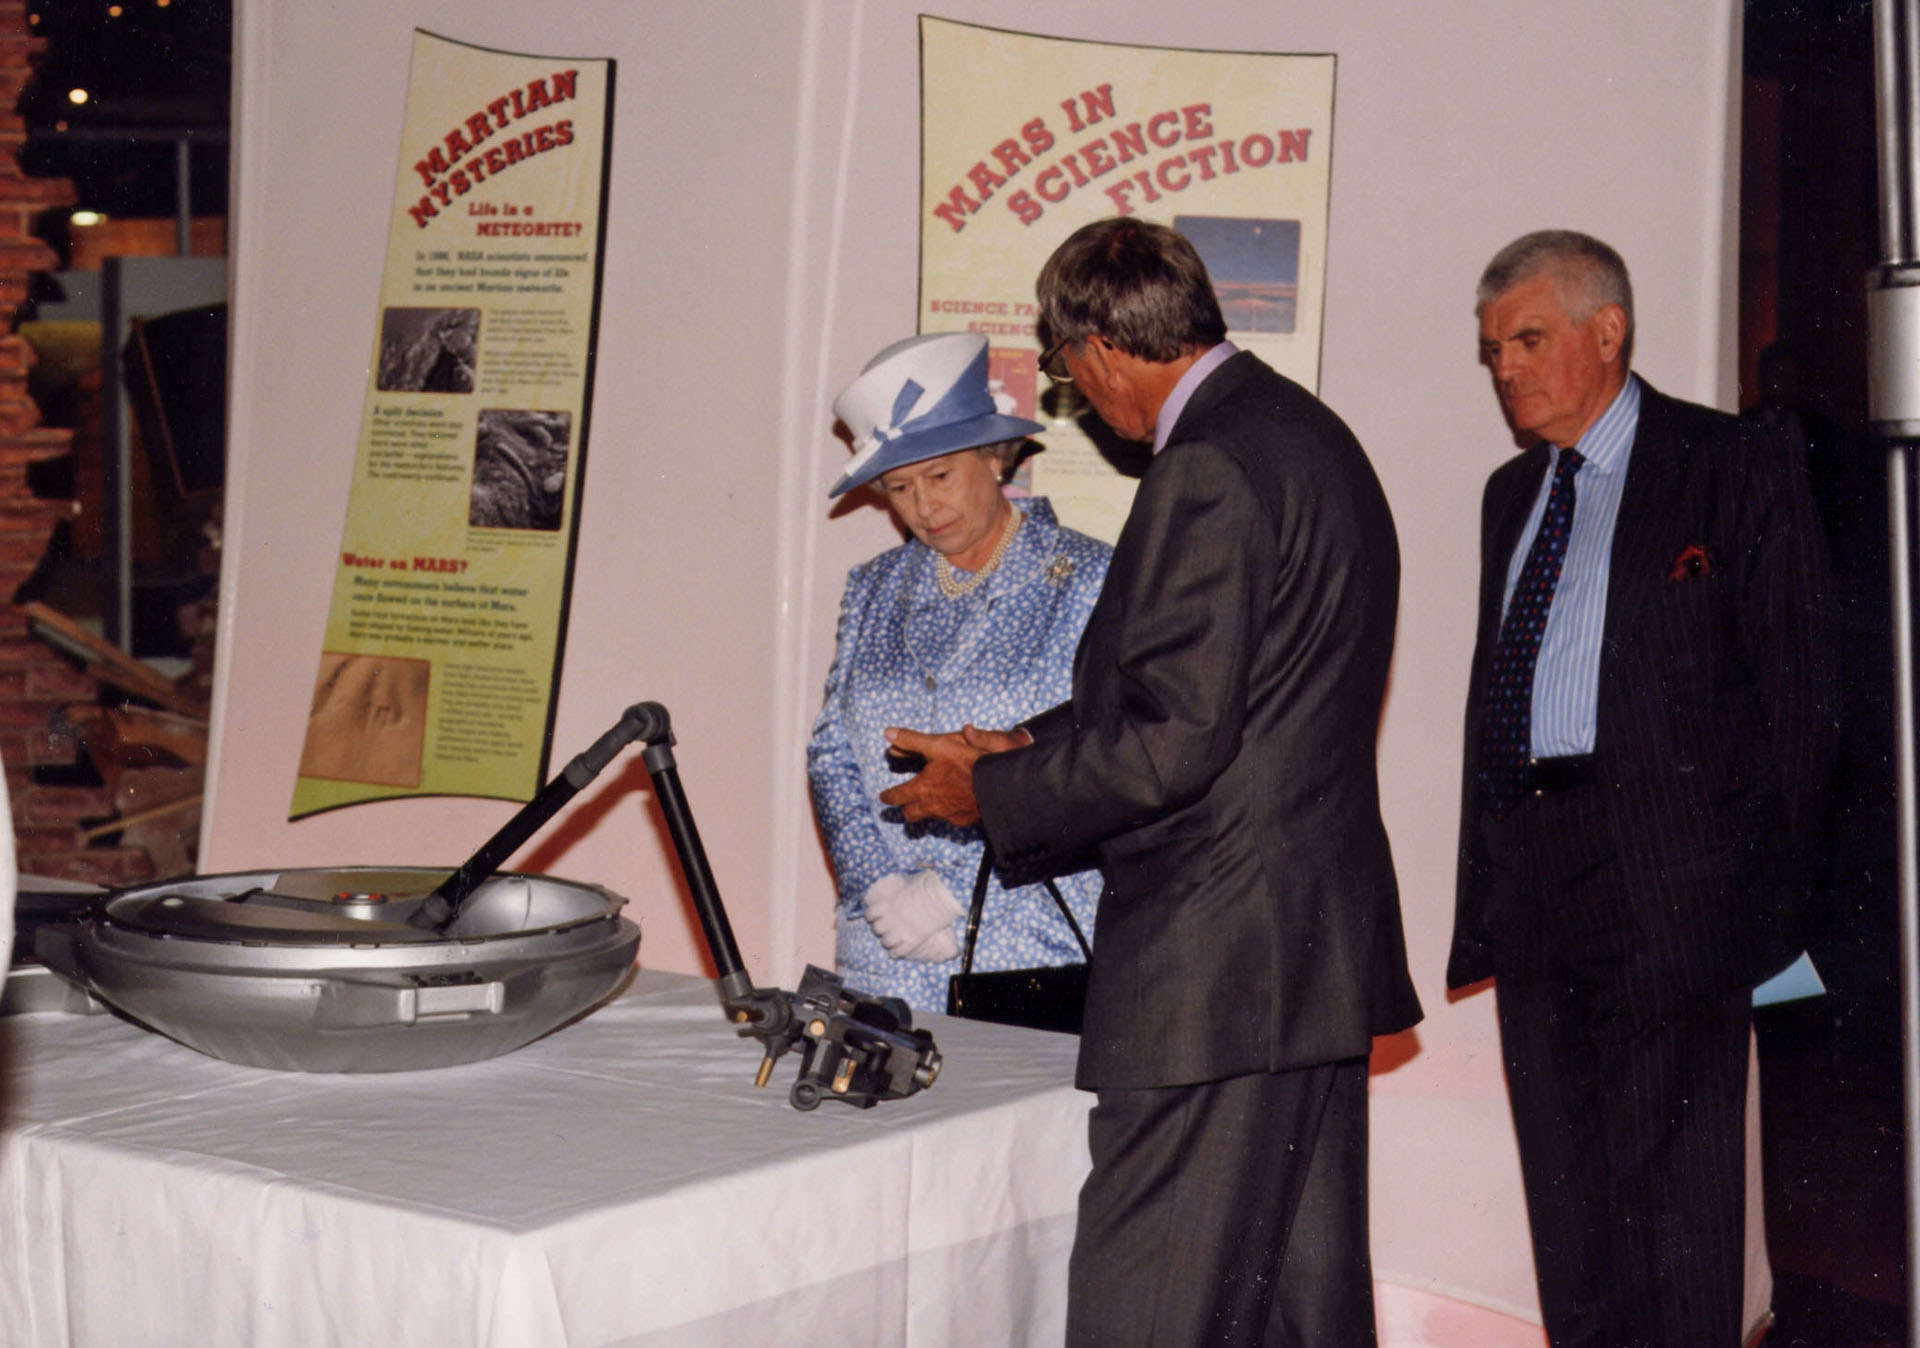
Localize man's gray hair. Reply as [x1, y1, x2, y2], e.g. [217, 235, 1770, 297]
[1477, 230, 1635, 348]
[1037, 217, 1228, 362]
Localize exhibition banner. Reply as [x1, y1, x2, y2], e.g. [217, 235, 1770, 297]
[920, 18, 1334, 542]
[290, 31, 613, 817]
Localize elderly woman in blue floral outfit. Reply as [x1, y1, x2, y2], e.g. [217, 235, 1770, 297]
[810, 332, 1111, 1013]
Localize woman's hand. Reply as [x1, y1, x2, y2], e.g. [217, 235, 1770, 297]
[863, 872, 964, 962]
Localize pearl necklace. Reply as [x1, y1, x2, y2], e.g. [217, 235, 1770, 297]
[934, 508, 1023, 598]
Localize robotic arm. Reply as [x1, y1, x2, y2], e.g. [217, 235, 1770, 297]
[413, 702, 940, 1110]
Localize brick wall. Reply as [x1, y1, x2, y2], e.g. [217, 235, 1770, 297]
[0, 4, 157, 887]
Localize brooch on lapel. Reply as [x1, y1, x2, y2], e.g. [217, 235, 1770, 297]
[1667, 544, 1713, 580]
[1044, 554, 1076, 586]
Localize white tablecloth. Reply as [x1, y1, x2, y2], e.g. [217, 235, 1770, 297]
[0, 969, 1092, 1347]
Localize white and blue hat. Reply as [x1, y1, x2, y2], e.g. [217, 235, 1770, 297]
[829, 332, 1044, 498]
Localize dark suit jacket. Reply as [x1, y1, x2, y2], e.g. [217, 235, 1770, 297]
[975, 352, 1422, 1091]
[1449, 380, 1834, 999]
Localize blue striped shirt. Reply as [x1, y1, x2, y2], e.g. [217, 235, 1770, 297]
[1500, 375, 1641, 757]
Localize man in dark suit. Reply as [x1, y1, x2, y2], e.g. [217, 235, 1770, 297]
[883, 216, 1422, 1347]
[1451, 230, 1832, 1347]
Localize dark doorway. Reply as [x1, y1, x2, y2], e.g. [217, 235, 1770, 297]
[1743, 3, 1906, 1344]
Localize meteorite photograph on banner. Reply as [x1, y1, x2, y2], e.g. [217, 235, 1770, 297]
[290, 30, 613, 818]
[919, 17, 1333, 543]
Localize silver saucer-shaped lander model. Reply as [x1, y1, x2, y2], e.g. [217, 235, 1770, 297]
[35, 866, 639, 1072]
[29, 702, 937, 1107]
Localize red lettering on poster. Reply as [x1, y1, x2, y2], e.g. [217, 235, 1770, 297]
[926, 79, 1319, 230]
[405, 70, 583, 229]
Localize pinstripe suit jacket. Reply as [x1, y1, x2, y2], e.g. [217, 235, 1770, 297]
[1449, 381, 1835, 999]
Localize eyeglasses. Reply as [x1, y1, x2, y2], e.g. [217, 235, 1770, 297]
[1039, 336, 1074, 384]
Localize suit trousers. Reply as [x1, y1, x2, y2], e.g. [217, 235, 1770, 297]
[1064, 1058, 1375, 1348]
[1481, 786, 1751, 1348]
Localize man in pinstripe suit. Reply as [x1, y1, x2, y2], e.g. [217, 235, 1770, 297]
[1449, 231, 1833, 1348]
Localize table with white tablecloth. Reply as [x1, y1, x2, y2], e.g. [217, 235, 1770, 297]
[0, 968, 1092, 1348]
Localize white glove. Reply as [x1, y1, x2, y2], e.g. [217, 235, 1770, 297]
[863, 870, 964, 963]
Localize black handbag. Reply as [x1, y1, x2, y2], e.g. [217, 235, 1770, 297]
[945, 847, 1091, 1035]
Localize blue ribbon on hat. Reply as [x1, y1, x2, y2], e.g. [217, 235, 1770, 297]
[870, 379, 928, 448]
[842, 357, 999, 482]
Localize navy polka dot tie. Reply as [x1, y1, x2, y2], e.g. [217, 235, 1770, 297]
[1479, 447, 1582, 814]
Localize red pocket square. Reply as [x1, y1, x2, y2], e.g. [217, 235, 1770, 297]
[1668, 544, 1713, 580]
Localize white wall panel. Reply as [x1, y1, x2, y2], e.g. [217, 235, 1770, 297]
[209, 0, 1742, 1320]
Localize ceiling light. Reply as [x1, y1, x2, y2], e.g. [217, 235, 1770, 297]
[70, 211, 104, 227]
[66, 88, 87, 106]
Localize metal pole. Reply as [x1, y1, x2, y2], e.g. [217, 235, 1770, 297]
[174, 136, 191, 256]
[98, 257, 131, 651]
[1891, 447, 1920, 1341]
[1870, 4, 1920, 1337]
